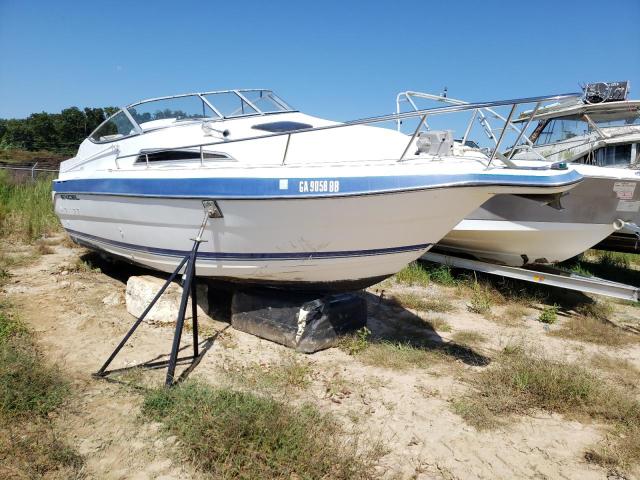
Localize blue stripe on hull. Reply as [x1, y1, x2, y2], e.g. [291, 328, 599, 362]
[66, 228, 431, 261]
[52, 171, 581, 199]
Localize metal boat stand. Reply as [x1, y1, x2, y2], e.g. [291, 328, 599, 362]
[422, 252, 640, 302]
[94, 202, 220, 387]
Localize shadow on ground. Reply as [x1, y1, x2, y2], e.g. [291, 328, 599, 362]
[364, 291, 490, 366]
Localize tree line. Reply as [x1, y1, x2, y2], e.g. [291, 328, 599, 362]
[0, 107, 118, 155]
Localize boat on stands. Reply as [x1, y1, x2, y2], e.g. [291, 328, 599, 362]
[396, 88, 637, 266]
[53, 89, 581, 290]
[509, 81, 640, 253]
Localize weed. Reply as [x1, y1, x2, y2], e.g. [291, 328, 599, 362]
[340, 327, 371, 355]
[428, 264, 457, 286]
[142, 382, 382, 479]
[468, 281, 493, 316]
[597, 251, 632, 270]
[393, 262, 431, 287]
[323, 371, 353, 401]
[538, 304, 559, 324]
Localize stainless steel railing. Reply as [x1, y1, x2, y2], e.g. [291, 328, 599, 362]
[105, 92, 580, 169]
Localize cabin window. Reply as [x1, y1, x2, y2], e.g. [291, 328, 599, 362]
[578, 144, 637, 168]
[135, 149, 232, 163]
[592, 111, 640, 129]
[90, 111, 137, 143]
[203, 92, 258, 118]
[127, 96, 218, 131]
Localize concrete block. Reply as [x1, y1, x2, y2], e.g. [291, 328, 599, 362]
[125, 275, 208, 325]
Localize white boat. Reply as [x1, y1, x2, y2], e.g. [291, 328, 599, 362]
[509, 81, 640, 253]
[396, 89, 638, 266]
[53, 89, 581, 290]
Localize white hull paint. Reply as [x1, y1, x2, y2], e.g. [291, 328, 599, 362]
[56, 187, 494, 287]
[441, 220, 617, 266]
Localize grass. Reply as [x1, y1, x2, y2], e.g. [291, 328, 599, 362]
[428, 316, 452, 332]
[575, 300, 614, 321]
[0, 301, 83, 478]
[0, 170, 59, 242]
[498, 304, 530, 325]
[219, 354, 313, 394]
[538, 304, 559, 324]
[590, 354, 640, 392]
[340, 327, 488, 370]
[393, 261, 431, 287]
[467, 281, 495, 316]
[390, 292, 455, 313]
[142, 382, 382, 479]
[453, 348, 640, 471]
[393, 261, 458, 287]
[562, 250, 640, 287]
[550, 315, 638, 347]
[451, 330, 487, 347]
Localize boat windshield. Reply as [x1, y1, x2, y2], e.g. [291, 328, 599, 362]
[534, 111, 640, 145]
[127, 95, 219, 131]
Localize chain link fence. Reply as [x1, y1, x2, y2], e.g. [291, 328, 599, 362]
[0, 162, 59, 181]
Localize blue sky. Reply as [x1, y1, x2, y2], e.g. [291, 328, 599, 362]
[1, 0, 639, 122]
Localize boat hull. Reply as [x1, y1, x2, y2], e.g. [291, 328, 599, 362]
[54, 186, 494, 290]
[440, 220, 616, 266]
[438, 175, 633, 266]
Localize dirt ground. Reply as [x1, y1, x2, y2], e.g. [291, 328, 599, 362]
[3, 237, 640, 480]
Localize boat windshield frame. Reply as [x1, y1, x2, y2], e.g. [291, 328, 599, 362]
[88, 89, 296, 144]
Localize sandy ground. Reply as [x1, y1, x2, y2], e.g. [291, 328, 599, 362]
[3, 238, 640, 480]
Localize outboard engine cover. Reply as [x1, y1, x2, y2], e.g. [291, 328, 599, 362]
[416, 130, 453, 156]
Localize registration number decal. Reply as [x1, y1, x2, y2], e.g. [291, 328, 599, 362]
[298, 180, 340, 193]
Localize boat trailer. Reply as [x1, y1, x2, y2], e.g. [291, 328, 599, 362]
[421, 252, 640, 302]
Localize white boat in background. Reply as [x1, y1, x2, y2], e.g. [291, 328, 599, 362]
[509, 81, 640, 253]
[396, 88, 638, 266]
[53, 89, 581, 290]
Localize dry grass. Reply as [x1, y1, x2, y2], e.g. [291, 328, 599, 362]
[428, 316, 452, 332]
[451, 330, 487, 347]
[494, 304, 530, 325]
[0, 301, 83, 479]
[142, 381, 384, 479]
[218, 353, 313, 394]
[590, 354, 640, 392]
[467, 281, 496, 316]
[550, 315, 638, 347]
[575, 301, 614, 321]
[351, 341, 447, 371]
[453, 347, 640, 471]
[340, 328, 488, 371]
[390, 292, 455, 313]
